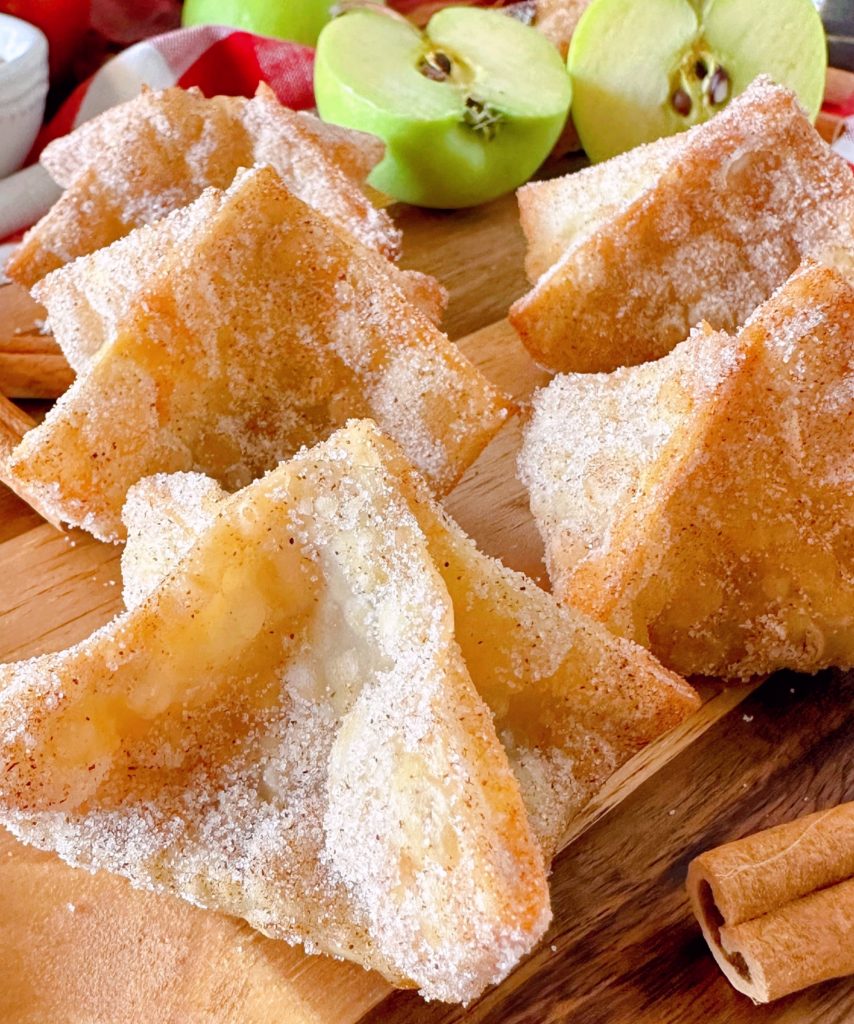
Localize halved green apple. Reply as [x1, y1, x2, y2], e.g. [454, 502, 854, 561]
[314, 6, 572, 208]
[568, 0, 827, 163]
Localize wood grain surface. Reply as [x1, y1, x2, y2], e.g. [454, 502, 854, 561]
[0, 173, 851, 1023]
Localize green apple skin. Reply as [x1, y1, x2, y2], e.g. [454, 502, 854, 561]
[568, 0, 827, 163]
[182, 0, 340, 47]
[314, 8, 572, 209]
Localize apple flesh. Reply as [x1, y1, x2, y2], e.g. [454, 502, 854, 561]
[314, 7, 572, 208]
[568, 0, 827, 163]
[182, 0, 342, 47]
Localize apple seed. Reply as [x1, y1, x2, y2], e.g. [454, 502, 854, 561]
[671, 88, 692, 117]
[694, 59, 708, 80]
[707, 67, 731, 105]
[419, 50, 452, 81]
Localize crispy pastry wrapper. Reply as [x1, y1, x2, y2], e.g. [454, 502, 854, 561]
[519, 260, 854, 680]
[7, 84, 401, 288]
[511, 77, 854, 374]
[688, 803, 854, 1002]
[120, 420, 700, 861]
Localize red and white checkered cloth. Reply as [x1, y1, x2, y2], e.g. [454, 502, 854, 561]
[37, 24, 316, 149]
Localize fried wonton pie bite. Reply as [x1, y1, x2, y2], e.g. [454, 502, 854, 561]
[6, 166, 508, 541]
[511, 78, 854, 373]
[519, 260, 854, 680]
[0, 429, 551, 1005]
[122, 420, 699, 859]
[7, 83, 401, 288]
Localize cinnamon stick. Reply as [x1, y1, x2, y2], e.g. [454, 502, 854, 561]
[0, 282, 71, 399]
[688, 802, 854, 1003]
[0, 393, 63, 530]
[0, 391, 36, 453]
[0, 334, 73, 399]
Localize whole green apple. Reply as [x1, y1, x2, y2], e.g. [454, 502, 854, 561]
[314, 7, 572, 209]
[182, 0, 342, 47]
[568, 0, 827, 163]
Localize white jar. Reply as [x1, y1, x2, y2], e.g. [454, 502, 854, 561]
[0, 13, 49, 179]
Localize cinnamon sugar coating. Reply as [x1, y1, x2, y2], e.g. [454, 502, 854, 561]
[7, 83, 401, 288]
[534, 0, 591, 57]
[6, 167, 508, 541]
[122, 420, 699, 860]
[520, 261, 854, 680]
[0, 426, 550, 1004]
[512, 78, 854, 373]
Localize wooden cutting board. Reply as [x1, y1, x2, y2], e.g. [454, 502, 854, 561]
[0, 182, 851, 1024]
